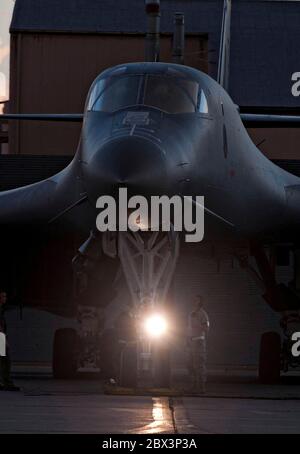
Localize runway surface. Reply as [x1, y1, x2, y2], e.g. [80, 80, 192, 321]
[1, 378, 300, 434]
[0, 379, 174, 434]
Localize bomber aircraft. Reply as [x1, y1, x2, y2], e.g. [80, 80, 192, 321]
[1, 0, 300, 385]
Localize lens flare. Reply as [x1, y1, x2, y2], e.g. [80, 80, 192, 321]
[144, 314, 168, 338]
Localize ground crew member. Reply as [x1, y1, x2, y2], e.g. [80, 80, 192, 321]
[0, 290, 20, 391]
[188, 295, 210, 393]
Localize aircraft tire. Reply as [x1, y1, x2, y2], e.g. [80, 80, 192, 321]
[52, 328, 78, 379]
[259, 331, 281, 384]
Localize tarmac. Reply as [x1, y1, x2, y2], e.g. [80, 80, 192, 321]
[1, 370, 300, 434]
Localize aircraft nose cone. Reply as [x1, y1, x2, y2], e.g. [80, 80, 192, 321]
[85, 136, 168, 201]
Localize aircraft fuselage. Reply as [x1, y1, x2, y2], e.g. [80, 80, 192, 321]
[77, 62, 300, 239]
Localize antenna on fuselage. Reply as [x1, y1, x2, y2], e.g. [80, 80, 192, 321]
[172, 13, 185, 65]
[217, 0, 232, 91]
[145, 0, 161, 62]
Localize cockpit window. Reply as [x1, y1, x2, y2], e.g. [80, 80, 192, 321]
[198, 90, 208, 114]
[143, 75, 199, 113]
[88, 76, 141, 112]
[88, 73, 209, 115]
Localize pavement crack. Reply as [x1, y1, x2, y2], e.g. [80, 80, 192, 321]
[168, 397, 178, 434]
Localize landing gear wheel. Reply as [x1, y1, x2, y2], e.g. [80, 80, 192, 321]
[259, 331, 281, 384]
[119, 343, 138, 388]
[52, 328, 78, 379]
[153, 345, 171, 388]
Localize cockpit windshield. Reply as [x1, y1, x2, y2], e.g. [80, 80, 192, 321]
[144, 76, 199, 113]
[88, 76, 141, 113]
[87, 74, 209, 115]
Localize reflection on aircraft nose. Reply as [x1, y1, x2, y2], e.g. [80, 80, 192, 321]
[85, 136, 168, 200]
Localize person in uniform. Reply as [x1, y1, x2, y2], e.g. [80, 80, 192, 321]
[187, 295, 210, 393]
[0, 290, 20, 391]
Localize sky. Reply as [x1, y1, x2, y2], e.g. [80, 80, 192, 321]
[0, 0, 14, 104]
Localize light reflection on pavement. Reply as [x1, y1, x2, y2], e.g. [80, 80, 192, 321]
[131, 397, 175, 434]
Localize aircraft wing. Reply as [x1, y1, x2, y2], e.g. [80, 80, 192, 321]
[0, 113, 86, 226]
[241, 113, 300, 128]
[285, 184, 300, 221]
[0, 163, 87, 226]
[0, 114, 83, 122]
[0, 179, 60, 225]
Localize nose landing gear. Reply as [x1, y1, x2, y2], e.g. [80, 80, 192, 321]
[51, 229, 180, 387]
[117, 230, 180, 388]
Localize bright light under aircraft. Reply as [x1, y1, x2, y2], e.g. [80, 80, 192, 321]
[144, 314, 168, 339]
